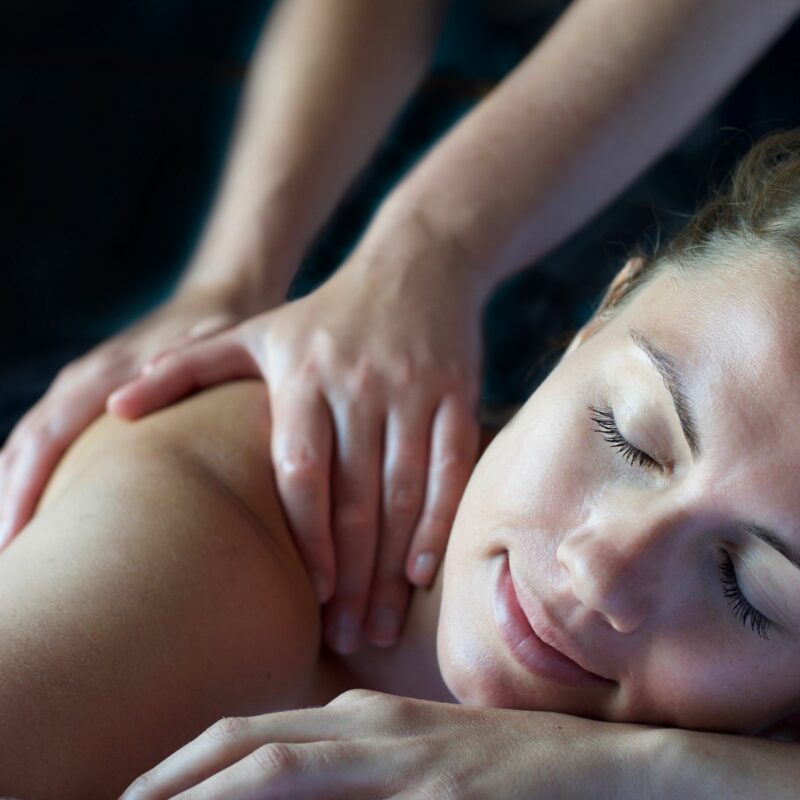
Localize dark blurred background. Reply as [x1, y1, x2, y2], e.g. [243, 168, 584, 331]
[1, 0, 798, 442]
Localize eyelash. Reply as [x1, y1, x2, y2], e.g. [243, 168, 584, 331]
[719, 553, 771, 640]
[589, 405, 772, 641]
[588, 405, 660, 470]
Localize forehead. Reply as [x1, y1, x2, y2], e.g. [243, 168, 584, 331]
[613, 266, 800, 526]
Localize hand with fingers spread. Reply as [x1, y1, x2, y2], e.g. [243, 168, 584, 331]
[121, 689, 648, 800]
[109, 236, 483, 655]
[0, 284, 261, 549]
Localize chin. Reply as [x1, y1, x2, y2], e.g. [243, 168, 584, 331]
[437, 621, 536, 709]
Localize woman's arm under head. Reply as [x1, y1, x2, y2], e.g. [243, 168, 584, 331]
[0, 381, 335, 800]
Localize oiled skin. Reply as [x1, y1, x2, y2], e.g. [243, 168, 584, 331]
[0, 381, 341, 799]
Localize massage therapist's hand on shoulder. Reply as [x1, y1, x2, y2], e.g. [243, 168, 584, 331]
[109, 0, 800, 657]
[6, 0, 800, 665]
[0, 0, 449, 584]
[109, 206, 484, 656]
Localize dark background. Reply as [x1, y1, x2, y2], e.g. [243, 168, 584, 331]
[1, 0, 798, 442]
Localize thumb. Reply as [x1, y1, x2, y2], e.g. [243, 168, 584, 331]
[107, 331, 261, 420]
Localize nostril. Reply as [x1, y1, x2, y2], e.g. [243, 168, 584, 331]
[557, 530, 649, 635]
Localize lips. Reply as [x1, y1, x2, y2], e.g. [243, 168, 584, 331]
[492, 553, 613, 685]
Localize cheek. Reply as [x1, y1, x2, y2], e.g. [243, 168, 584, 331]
[485, 416, 597, 537]
[626, 629, 800, 732]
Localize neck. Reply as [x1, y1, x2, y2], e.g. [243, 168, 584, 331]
[332, 562, 455, 702]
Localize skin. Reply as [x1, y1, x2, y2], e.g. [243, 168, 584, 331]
[439, 257, 800, 734]
[0, 383, 344, 798]
[123, 255, 800, 798]
[0, 0, 453, 654]
[6, 0, 798, 665]
[6, 253, 800, 800]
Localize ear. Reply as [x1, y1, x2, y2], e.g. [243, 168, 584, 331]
[564, 256, 646, 355]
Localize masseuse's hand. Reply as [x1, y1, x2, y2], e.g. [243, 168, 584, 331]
[121, 689, 656, 799]
[0, 284, 257, 549]
[109, 249, 482, 654]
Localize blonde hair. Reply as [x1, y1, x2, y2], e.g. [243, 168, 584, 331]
[606, 129, 800, 312]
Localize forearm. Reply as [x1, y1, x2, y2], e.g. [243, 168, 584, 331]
[365, 0, 800, 302]
[654, 728, 800, 799]
[509, 716, 800, 800]
[182, 0, 448, 307]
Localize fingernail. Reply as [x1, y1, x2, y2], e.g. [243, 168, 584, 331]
[367, 607, 400, 647]
[311, 571, 330, 604]
[330, 612, 360, 655]
[411, 551, 437, 586]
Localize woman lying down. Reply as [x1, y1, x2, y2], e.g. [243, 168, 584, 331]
[5, 131, 800, 800]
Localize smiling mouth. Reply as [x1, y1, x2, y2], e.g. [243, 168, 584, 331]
[492, 553, 614, 686]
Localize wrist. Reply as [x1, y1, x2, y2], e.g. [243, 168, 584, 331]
[623, 727, 691, 799]
[180, 179, 317, 313]
[179, 226, 297, 316]
[371, 150, 521, 290]
[350, 192, 494, 313]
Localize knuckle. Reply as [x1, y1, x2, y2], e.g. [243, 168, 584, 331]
[424, 771, 462, 800]
[395, 438, 426, 462]
[296, 354, 321, 381]
[436, 449, 474, 476]
[310, 327, 336, 358]
[278, 444, 325, 484]
[205, 715, 251, 744]
[121, 773, 154, 799]
[376, 692, 415, 726]
[87, 349, 119, 374]
[75, 356, 111, 382]
[25, 423, 59, 451]
[250, 742, 301, 775]
[441, 360, 473, 391]
[330, 688, 380, 707]
[388, 354, 415, 388]
[344, 358, 376, 399]
[386, 482, 423, 515]
[420, 507, 456, 537]
[334, 504, 371, 535]
[52, 367, 70, 388]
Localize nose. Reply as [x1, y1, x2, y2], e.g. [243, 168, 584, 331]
[556, 509, 672, 634]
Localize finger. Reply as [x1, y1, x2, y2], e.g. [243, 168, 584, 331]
[121, 709, 346, 800]
[0, 438, 62, 547]
[406, 395, 479, 587]
[142, 314, 239, 370]
[365, 404, 431, 647]
[107, 333, 259, 420]
[0, 373, 121, 546]
[324, 400, 383, 655]
[171, 741, 378, 800]
[270, 385, 334, 603]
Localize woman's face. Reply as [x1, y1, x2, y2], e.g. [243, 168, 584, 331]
[438, 262, 800, 733]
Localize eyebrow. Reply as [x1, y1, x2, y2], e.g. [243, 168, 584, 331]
[629, 328, 700, 459]
[743, 523, 800, 573]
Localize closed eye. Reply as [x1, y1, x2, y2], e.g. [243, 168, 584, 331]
[589, 405, 660, 471]
[719, 551, 771, 640]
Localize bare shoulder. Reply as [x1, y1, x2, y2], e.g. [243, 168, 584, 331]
[0, 382, 330, 795]
[42, 380, 279, 528]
